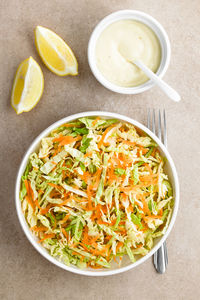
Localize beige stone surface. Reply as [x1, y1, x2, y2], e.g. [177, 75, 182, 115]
[0, 0, 200, 299]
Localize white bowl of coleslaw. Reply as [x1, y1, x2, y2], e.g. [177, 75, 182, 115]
[15, 111, 179, 276]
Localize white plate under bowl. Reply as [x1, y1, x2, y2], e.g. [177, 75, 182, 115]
[88, 10, 171, 94]
[15, 111, 179, 276]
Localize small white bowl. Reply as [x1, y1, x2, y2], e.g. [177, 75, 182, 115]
[88, 10, 171, 94]
[15, 111, 179, 276]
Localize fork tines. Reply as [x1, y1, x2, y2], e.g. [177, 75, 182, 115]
[147, 109, 167, 147]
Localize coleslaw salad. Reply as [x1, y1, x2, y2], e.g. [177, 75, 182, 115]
[15, 111, 179, 276]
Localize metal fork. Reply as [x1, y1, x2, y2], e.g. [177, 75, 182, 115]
[147, 109, 168, 274]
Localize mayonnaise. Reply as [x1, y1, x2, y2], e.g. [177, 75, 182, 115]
[95, 20, 161, 87]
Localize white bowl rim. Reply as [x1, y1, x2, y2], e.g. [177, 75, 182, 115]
[15, 111, 179, 276]
[88, 10, 171, 94]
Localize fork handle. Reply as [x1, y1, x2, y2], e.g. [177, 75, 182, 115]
[153, 241, 168, 274]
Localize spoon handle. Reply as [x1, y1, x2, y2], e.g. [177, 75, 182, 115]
[134, 60, 181, 102]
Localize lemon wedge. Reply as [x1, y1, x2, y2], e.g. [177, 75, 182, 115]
[35, 26, 78, 76]
[11, 56, 44, 114]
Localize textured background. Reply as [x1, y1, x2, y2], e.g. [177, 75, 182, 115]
[0, 0, 200, 299]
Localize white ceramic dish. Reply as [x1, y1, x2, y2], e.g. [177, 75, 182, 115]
[15, 111, 179, 276]
[88, 10, 171, 94]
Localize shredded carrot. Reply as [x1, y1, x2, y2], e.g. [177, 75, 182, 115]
[52, 148, 59, 157]
[24, 180, 36, 209]
[92, 116, 100, 126]
[81, 227, 89, 244]
[91, 205, 101, 219]
[88, 264, 102, 269]
[115, 227, 126, 234]
[59, 214, 70, 224]
[116, 242, 123, 253]
[62, 170, 66, 179]
[62, 123, 81, 128]
[92, 249, 107, 257]
[141, 220, 150, 231]
[33, 167, 39, 171]
[97, 220, 109, 225]
[53, 134, 64, 143]
[106, 162, 118, 185]
[74, 141, 81, 149]
[58, 197, 71, 206]
[39, 204, 54, 215]
[144, 215, 162, 221]
[53, 135, 81, 146]
[52, 146, 62, 156]
[144, 163, 153, 174]
[79, 241, 90, 251]
[127, 205, 134, 213]
[25, 195, 35, 210]
[152, 147, 156, 157]
[98, 125, 115, 148]
[80, 255, 84, 263]
[138, 194, 151, 215]
[104, 235, 112, 243]
[106, 247, 112, 260]
[92, 168, 102, 189]
[84, 152, 93, 158]
[121, 183, 150, 193]
[50, 190, 61, 198]
[140, 174, 158, 182]
[119, 221, 125, 225]
[118, 153, 132, 167]
[35, 199, 41, 209]
[38, 233, 55, 243]
[62, 228, 69, 240]
[113, 256, 118, 263]
[90, 234, 100, 245]
[59, 135, 81, 146]
[24, 180, 30, 195]
[142, 148, 148, 154]
[28, 182, 35, 201]
[81, 171, 91, 184]
[71, 252, 84, 260]
[86, 185, 93, 210]
[30, 226, 47, 232]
